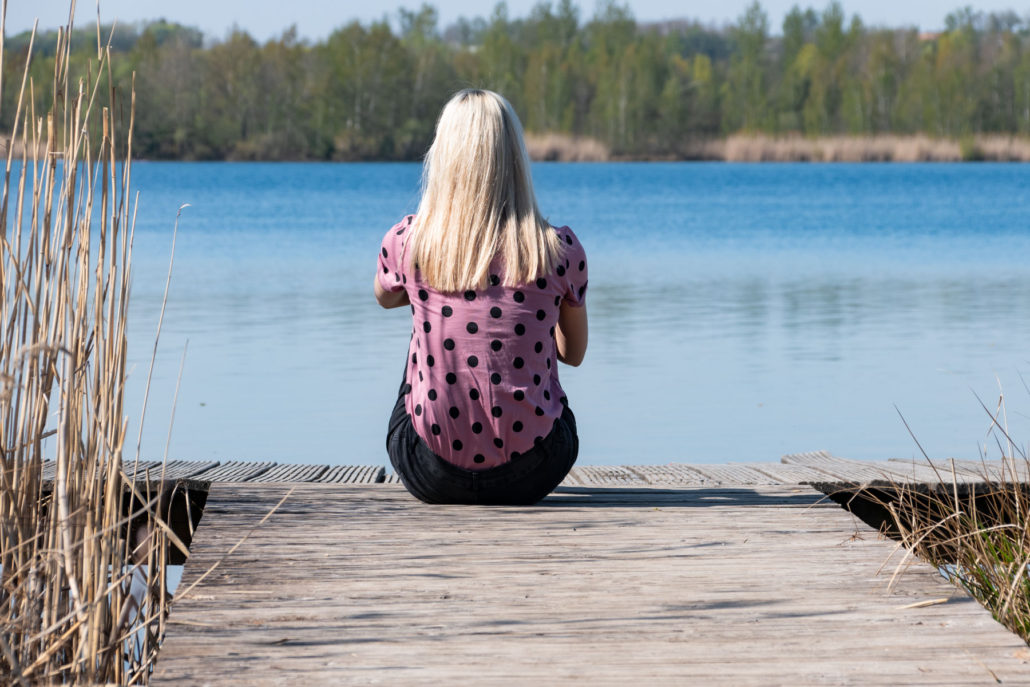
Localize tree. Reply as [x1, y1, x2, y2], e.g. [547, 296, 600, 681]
[724, 1, 769, 132]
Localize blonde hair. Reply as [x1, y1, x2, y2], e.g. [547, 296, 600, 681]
[408, 89, 563, 292]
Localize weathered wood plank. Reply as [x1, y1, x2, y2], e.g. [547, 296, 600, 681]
[782, 451, 975, 484]
[146, 460, 221, 480]
[889, 457, 1030, 483]
[686, 463, 779, 485]
[247, 463, 328, 483]
[154, 484, 1030, 686]
[190, 461, 276, 482]
[315, 465, 385, 484]
[120, 460, 163, 481]
[623, 464, 710, 485]
[561, 465, 649, 486]
[747, 462, 830, 484]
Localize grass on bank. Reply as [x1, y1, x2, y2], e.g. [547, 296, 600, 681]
[523, 132, 1030, 162]
[0, 12, 180, 686]
[886, 394, 1030, 643]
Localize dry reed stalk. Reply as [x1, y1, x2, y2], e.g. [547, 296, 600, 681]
[0, 5, 175, 684]
[524, 132, 610, 162]
[709, 134, 1030, 162]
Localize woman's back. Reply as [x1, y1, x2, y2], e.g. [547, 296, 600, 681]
[378, 215, 588, 469]
[376, 88, 588, 504]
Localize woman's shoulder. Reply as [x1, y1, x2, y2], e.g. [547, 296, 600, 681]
[387, 214, 416, 237]
[547, 224, 588, 306]
[550, 224, 584, 250]
[381, 215, 416, 255]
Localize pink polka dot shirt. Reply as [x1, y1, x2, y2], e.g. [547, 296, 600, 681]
[377, 216, 588, 470]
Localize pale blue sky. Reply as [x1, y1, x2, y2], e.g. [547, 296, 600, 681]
[11, 1, 1028, 41]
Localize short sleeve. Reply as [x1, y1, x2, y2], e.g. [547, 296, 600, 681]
[558, 226, 588, 307]
[377, 216, 413, 293]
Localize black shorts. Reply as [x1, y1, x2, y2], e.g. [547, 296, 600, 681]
[386, 386, 578, 505]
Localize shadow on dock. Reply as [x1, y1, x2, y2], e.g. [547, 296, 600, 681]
[546, 485, 822, 508]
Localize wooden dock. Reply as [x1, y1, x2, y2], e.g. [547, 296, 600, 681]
[150, 452, 1030, 685]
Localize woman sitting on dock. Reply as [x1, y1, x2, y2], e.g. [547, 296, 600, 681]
[374, 89, 589, 505]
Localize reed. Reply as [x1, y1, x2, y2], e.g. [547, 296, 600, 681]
[885, 395, 1030, 642]
[523, 131, 1030, 162]
[701, 133, 1030, 162]
[524, 133, 610, 162]
[0, 7, 178, 685]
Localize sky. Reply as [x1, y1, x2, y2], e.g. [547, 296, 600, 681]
[10, 1, 1029, 42]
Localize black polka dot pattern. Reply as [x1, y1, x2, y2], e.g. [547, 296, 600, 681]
[380, 217, 587, 470]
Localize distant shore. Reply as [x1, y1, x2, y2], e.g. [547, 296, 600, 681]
[7, 133, 1030, 163]
[525, 132, 1030, 163]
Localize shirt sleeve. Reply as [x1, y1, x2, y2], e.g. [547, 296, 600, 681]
[377, 216, 413, 293]
[558, 226, 588, 307]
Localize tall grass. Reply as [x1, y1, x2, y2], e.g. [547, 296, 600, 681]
[0, 6, 178, 684]
[888, 393, 1030, 642]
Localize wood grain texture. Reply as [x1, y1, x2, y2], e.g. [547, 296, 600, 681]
[191, 461, 276, 482]
[781, 451, 983, 485]
[888, 457, 1030, 483]
[153, 484, 1030, 686]
[316, 465, 385, 484]
[248, 463, 329, 483]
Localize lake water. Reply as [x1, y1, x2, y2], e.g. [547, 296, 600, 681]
[122, 162, 1030, 466]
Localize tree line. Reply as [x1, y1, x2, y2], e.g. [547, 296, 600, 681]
[5, 1, 1030, 160]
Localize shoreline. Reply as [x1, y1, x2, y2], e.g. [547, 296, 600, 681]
[7, 133, 1030, 163]
[526, 132, 1030, 163]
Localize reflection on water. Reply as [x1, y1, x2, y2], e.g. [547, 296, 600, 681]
[122, 162, 1030, 465]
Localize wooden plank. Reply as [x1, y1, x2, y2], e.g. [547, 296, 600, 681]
[315, 465, 385, 484]
[248, 463, 328, 483]
[687, 463, 779, 485]
[41, 460, 56, 481]
[121, 460, 162, 481]
[624, 464, 709, 486]
[889, 457, 1030, 483]
[561, 465, 649, 486]
[873, 459, 972, 484]
[191, 461, 276, 483]
[746, 463, 829, 484]
[155, 483, 1030, 686]
[143, 460, 220, 480]
[781, 451, 968, 485]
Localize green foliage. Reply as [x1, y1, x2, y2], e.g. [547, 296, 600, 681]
[6, 3, 1030, 159]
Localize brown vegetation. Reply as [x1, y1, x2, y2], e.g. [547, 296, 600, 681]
[0, 19, 178, 686]
[522, 131, 1030, 162]
[524, 133, 610, 161]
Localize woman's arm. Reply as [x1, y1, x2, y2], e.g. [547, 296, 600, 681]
[556, 300, 588, 367]
[374, 276, 411, 309]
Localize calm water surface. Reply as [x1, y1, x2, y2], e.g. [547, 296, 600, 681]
[123, 162, 1030, 466]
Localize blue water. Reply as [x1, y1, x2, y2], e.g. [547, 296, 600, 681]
[123, 162, 1030, 466]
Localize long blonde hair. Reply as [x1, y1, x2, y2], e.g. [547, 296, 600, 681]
[408, 89, 563, 291]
